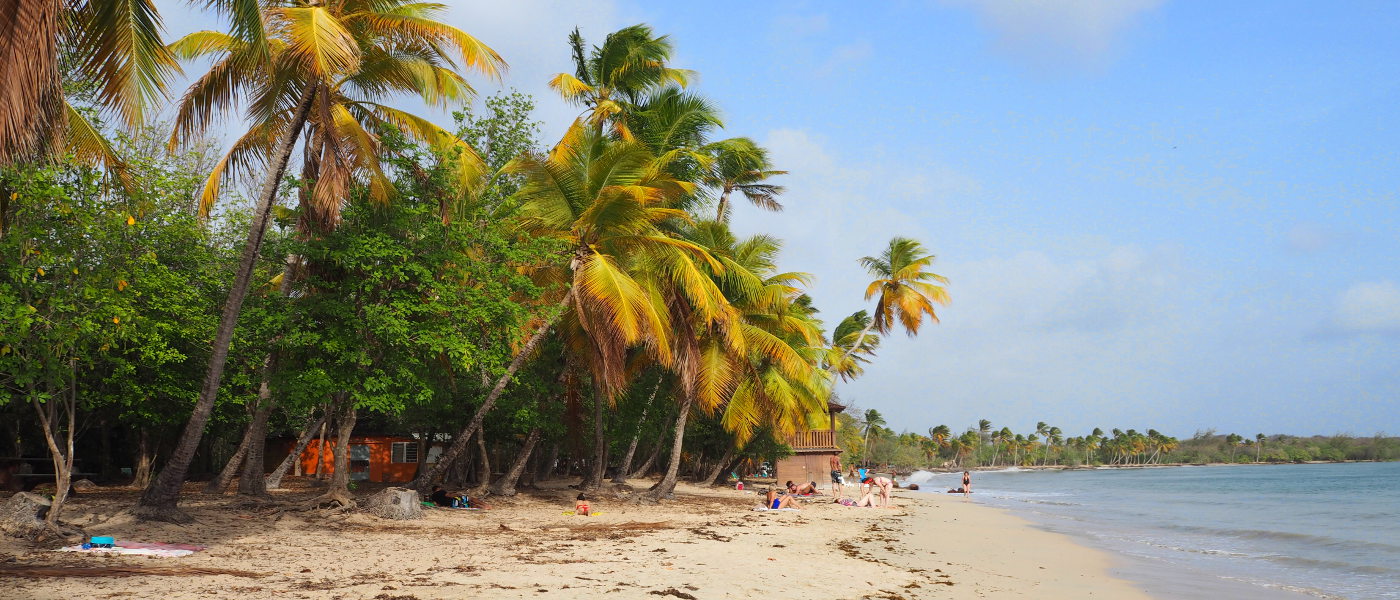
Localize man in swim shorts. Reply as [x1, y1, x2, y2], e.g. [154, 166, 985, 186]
[829, 454, 844, 498]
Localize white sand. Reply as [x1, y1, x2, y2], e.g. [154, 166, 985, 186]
[0, 480, 1151, 599]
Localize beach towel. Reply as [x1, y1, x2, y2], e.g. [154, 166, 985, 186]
[751, 506, 800, 512]
[58, 541, 205, 558]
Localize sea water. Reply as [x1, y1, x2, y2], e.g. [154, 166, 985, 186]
[904, 462, 1400, 600]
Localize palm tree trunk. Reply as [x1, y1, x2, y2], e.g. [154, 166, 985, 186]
[839, 319, 878, 364]
[204, 403, 262, 494]
[409, 288, 573, 491]
[715, 189, 731, 222]
[612, 381, 658, 483]
[266, 411, 325, 489]
[641, 391, 694, 501]
[489, 427, 541, 496]
[582, 382, 608, 490]
[701, 447, 737, 487]
[136, 84, 317, 522]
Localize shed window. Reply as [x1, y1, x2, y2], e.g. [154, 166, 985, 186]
[391, 442, 419, 464]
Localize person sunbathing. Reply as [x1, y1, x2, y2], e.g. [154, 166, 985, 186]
[574, 493, 591, 516]
[765, 487, 801, 510]
[785, 480, 819, 495]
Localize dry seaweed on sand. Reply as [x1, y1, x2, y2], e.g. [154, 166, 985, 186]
[0, 565, 260, 578]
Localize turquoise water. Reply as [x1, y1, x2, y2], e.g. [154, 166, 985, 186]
[905, 463, 1400, 599]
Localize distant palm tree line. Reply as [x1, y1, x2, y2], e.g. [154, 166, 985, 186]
[842, 416, 1400, 468]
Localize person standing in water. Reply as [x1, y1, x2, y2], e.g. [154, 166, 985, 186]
[962, 471, 972, 499]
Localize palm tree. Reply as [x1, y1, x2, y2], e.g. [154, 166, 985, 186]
[978, 419, 992, 447]
[839, 237, 950, 363]
[0, 0, 179, 183]
[862, 409, 886, 466]
[704, 138, 786, 222]
[137, 0, 504, 521]
[1225, 433, 1242, 462]
[827, 310, 879, 382]
[1255, 433, 1265, 462]
[549, 24, 692, 137]
[928, 424, 951, 460]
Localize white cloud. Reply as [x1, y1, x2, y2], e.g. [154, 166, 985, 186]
[1286, 223, 1333, 252]
[940, 0, 1165, 68]
[1335, 281, 1400, 334]
[816, 41, 875, 76]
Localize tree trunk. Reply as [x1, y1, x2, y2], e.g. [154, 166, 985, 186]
[641, 392, 694, 501]
[413, 429, 432, 479]
[132, 429, 154, 490]
[29, 369, 76, 527]
[266, 411, 325, 489]
[613, 380, 658, 483]
[474, 433, 491, 489]
[237, 394, 275, 497]
[537, 441, 560, 482]
[312, 413, 329, 480]
[206, 395, 274, 494]
[630, 436, 663, 479]
[839, 318, 878, 364]
[409, 288, 572, 491]
[715, 188, 731, 222]
[582, 385, 607, 490]
[137, 84, 318, 522]
[490, 427, 541, 496]
[701, 447, 737, 488]
[323, 400, 356, 502]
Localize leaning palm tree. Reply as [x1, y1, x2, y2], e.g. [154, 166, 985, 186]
[412, 120, 721, 491]
[136, 0, 505, 521]
[0, 0, 177, 175]
[839, 237, 950, 363]
[826, 310, 879, 382]
[704, 137, 786, 222]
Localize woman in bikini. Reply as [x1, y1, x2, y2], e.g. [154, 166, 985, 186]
[765, 487, 801, 510]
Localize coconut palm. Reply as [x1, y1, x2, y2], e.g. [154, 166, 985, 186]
[663, 227, 829, 491]
[0, 0, 178, 166]
[827, 310, 879, 382]
[1255, 433, 1265, 462]
[704, 138, 786, 222]
[137, 0, 505, 520]
[928, 424, 951, 457]
[862, 409, 886, 466]
[839, 237, 950, 363]
[549, 24, 692, 137]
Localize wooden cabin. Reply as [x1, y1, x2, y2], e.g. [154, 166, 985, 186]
[774, 400, 846, 486]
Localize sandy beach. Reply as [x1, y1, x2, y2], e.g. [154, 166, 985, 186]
[0, 480, 1150, 600]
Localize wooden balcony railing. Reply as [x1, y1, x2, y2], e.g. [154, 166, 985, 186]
[787, 429, 836, 450]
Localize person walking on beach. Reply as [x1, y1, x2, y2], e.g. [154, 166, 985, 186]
[830, 454, 844, 498]
[962, 471, 972, 499]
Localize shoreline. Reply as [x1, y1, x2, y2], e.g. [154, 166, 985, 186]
[1, 479, 1153, 599]
[900, 459, 1389, 478]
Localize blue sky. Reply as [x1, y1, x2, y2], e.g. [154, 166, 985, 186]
[156, 1, 1400, 438]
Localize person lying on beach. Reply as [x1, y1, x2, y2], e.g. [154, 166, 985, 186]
[429, 485, 454, 507]
[575, 493, 591, 516]
[765, 487, 801, 510]
[785, 480, 819, 495]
